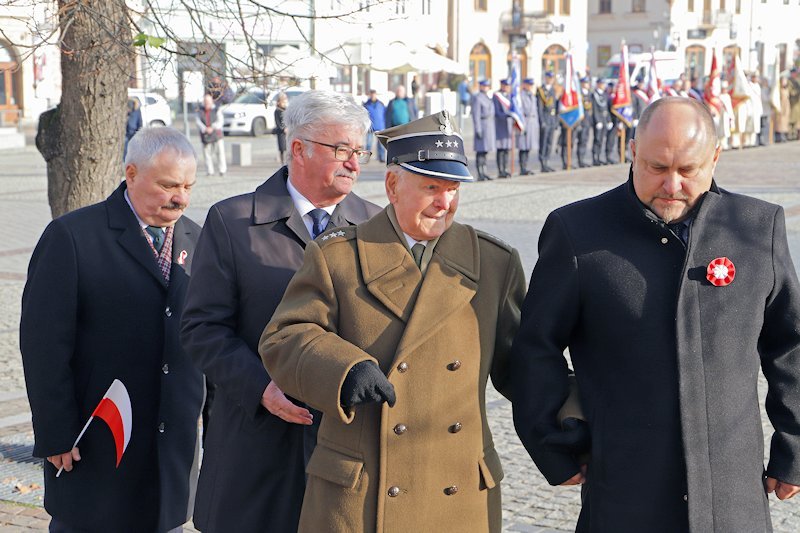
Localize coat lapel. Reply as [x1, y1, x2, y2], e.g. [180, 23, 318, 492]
[168, 217, 195, 293]
[357, 211, 422, 322]
[253, 167, 312, 244]
[106, 183, 167, 289]
[394, 222, 480, 360]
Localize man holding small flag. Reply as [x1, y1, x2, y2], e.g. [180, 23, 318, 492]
[20, 127, 205, 533]
[556, 52, 585, 170]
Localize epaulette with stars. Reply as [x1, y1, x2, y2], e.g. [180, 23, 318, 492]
[316, 226, 356, 246]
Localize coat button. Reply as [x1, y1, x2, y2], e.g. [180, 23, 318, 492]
[449, 422, 462, 433]
[388, 486, 401, 497]
[165, 306, 172, 317]
[447, 360, 462, 371]
[397, 362, 409, 373]
[444, 485, 459, 496]
[162, 363, 169, 374]
[393, 424, 407, 435]
[683, 494, 688, 502]
[158, 422, 165, 433]
[660, 237, 668, 245]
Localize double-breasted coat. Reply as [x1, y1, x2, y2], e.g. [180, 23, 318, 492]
[516, 88, 539, 153]
[20, 183, 204, 532]
[471, 91, 496, 153]
[493, 92, 514, 150]
[260, 208, 525, 533]
[511, 178, 800, 532]
[180, 167, 380, 533]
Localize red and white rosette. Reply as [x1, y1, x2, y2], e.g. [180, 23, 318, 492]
[706, 257, 735, 287]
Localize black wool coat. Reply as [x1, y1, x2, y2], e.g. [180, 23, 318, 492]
[20, 183, 204, 532]
[180, 167, 380, 533]
[511, 178, 800, 532]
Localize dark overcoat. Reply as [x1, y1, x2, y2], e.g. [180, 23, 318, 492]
[516, 89, 539, 152]
[471, 91, 496, 153]
[260, 209, 525, 532]
[20, 183, 204, 532]
[511, 178, 800, 532]
[180, 167, 380, 533]
[493, 93, 513, 149]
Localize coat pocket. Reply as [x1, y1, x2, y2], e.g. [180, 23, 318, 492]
[478, 446, 504, 490]
[306, 445, 364, 490]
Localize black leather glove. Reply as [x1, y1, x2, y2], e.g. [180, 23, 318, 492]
[540, 417, 591, 454]
[340, 361, 396, 408]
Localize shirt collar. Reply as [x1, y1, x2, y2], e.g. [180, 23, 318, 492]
[124, 188, 150, 230]
[286, 176, 336, 218]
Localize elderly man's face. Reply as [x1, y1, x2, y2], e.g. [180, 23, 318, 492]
[396, 86, 406, 98]
[631, 103, 720, 223]
[125, 149, 196, 227]
[386, 169, 459, 241]
[292, 123, 363, 206]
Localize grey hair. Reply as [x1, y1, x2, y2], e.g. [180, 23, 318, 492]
[285, 90, 371, 157]
[124, 127, 196, 168]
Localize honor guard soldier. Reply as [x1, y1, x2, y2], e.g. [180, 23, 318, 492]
[471, 80, 496, 181]
[591, 78, 611, 165]
[516, 78, 539, 175]
[575, 76, 593, 168]
[493, 79, 513, 178]
[537, 71, 557, 172]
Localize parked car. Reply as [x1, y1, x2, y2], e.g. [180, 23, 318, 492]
[127, 89, 173, 127]
[600, 51, 684, 86]
[221, 86, 308, 136]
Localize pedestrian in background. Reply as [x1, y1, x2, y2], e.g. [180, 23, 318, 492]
[493, 79, 513, 178]
[537, 72, 557, 172]
[181, 90, 380, 533]
[21, 127, 203, 533]
[385, 85, 418, 128]
[275, 92, 289, 165]
[196, 93, 227, 177]
[517, 78, 538, 175]
[471, 79, 496, 181]
[363, 89, 386, 163]
[124, 98, 142, 160]
[591, 78, 610, 165]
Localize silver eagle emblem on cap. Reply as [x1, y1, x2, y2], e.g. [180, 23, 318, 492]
[438, 110, 453, 136]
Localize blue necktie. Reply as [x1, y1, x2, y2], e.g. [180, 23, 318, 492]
[145, 226, 164, 252]
[308, 209, 328, 239]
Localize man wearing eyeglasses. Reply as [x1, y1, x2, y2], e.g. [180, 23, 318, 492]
[260, 110, 525, 532]
[181, 90, 381, 533]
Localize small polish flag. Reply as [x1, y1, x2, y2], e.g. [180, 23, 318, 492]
[57, 379, 132, 476]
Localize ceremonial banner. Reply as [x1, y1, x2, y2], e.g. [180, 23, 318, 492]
[508, 54, 525, 131]
[728, 53, 751, 109]
[558, 52, 584, 129]
[704, 49, 723, 114]
[611, 42, 634, 127]
[646, 48, 661, 102]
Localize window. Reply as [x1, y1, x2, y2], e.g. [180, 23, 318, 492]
[395, 0, 406, 14]
[422, 0, 432, 14]
[720, 0, 725, 10]
[545, 0, 555, 15]
[736, 0, 741, 12]
[688, 0, 694, 11]
[474, 0, 487, 11]
[359, 1, 371, 11]
[685, 45, 705, 80]
[632, 0, 645, 12]
[542, 44, 567, 78]
[469, 43, 491, 91]
[599, 0, 612, 14]
[560, 0, 571, 15]
[597, 45, 612, 71]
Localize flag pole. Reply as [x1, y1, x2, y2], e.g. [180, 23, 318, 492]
[55, 416, 95, 477]
[619, 128, 625, 164]
[566, 127, 572, 170]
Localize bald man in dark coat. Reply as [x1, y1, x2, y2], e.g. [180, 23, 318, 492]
[512, 97, 800, 532]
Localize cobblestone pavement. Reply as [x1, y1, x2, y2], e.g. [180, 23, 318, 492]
[1, 132, 799, 531]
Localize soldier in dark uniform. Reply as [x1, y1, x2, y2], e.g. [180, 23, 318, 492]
[537, 72, 557, 172]
[605, 81, 619, 165]
[471, 80, 496, 181]
[575, 76, 593, 168]
[493, 79, 513, 178]
[557, 99, 570, 171]
[591, 78, 610, 165]
[517, 78, 539, 175]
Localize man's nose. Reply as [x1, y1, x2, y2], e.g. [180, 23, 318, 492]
[662, 174, 682, 196]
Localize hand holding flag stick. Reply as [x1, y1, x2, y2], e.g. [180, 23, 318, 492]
[56, 379, 132, 477]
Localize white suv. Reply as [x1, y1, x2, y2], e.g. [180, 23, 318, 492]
[128, 89, 173, 127]
[221, 86, 307, 136]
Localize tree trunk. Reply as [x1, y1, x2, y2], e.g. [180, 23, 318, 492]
[38, 1, 132, 219]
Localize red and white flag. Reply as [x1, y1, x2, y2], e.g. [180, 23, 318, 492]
[704, 49, 723, 114]
[646, 48, 661, 102]
[57, 379, 132, 476]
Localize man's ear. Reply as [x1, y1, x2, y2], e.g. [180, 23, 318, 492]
[124, 163, 137, 183]
[385, 169, 400, 204]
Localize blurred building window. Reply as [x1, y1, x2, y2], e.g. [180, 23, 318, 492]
[599, 0, 612, 14]
[469, 43, 492, 91]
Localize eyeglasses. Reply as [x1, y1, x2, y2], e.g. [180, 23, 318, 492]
[303, 139, 372, 164]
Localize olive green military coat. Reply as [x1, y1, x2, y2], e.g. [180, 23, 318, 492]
[260, 208, 525, 533]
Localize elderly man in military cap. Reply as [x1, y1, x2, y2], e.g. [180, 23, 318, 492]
[259, 110, 525, 533]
